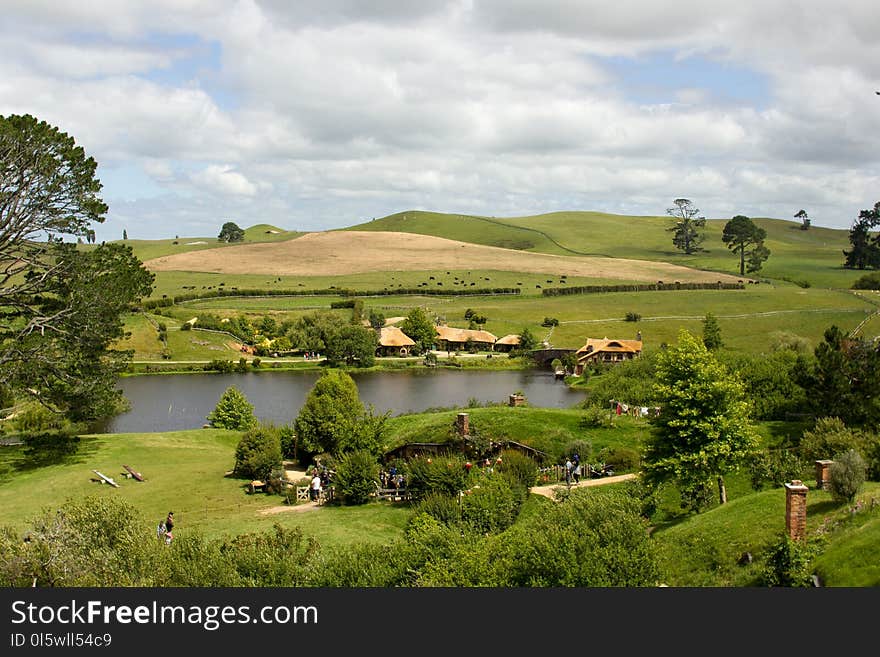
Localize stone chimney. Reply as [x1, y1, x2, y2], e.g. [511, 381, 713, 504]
[785, 480, 809, 541]
[815, 460, 834, 491]
[456, 412, 469, 437]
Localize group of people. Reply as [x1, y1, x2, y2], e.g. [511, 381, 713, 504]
[156, 511, 174, 545]
[309, 465, 333, 501]
[379, 466, 404, 490]
[564, 452, 582, 485]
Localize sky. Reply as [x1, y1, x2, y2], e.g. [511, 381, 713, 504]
[2, 0, 879, 241]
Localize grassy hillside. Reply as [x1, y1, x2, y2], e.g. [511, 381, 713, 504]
[351, 210, 857, 289]
[108, 224, 304, 262]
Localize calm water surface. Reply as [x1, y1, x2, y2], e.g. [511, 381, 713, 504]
[99, 369, 585, 433]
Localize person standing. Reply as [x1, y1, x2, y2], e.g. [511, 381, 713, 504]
[310, 471, 322, 502]
[163, 511, 174, 544]
[572, 453, 581, 484]
[564, 458, 573, 485]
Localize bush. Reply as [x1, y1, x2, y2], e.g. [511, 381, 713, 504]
[800, 417, 865, 463]
[596, 446, 641, 472]
[207, 386, 257, 430]
[496, 450, 539, 489]
[579, 405, 613, 428]
[851, 271, 880, 290]
[333, 449, 380, 505]
[460, 474, 521, 534]
[624, 311, 642, 322]
[204, 359, 234, 373]
[560, 439, 593, 464]
[761, 533, 820, 587]
[405, 455, 472, 500]
[829, 449, 867, 503]
[414, 492, 462, 526]
[234, 423, 283, 481]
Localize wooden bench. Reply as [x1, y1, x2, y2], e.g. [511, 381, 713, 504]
[375, 487, 409, 501]
[248, 480, 265, 494]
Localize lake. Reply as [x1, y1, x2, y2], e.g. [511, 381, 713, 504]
[99, 368, 586, 433]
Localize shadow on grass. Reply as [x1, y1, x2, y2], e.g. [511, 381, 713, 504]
[0, 433, 100, 483]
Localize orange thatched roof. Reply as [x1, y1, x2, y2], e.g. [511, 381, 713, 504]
[379, 326, 415, 347]
[495, 334, 521, 346]
[576, 338, 643, 356]
[434, 325, 497, 343]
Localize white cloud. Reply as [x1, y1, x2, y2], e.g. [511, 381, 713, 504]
[191, 165, 261, 197]
[1, 0, 878, 240]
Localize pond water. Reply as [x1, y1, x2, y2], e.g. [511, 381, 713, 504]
[97, 368, 586, 434]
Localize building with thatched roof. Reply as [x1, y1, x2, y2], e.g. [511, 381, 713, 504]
[494, 334, 521, 353]
[574, 337, 643, 374]
[434, 325, 497, 351]
[376, 326, 416, 357]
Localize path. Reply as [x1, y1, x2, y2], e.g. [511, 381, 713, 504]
[529, 473, 637, 499]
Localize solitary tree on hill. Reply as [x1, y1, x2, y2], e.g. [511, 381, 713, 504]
[843, 201, 880, 270]
[666, 198, 707, 254]
[794, 209, 810, 230]
[218, 221, 245, 243]
[722, 215, 770, 275]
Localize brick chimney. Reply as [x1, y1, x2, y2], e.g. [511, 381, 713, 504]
[456, 412, 469, 437]
[785, 480, 809, 541]
[815, 460, 834, 491]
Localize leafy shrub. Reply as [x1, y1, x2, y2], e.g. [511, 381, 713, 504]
[279, 424, 296, 459]
[234, 423, 282, 481]
[596, 446, 641, 472]
[180, 322, 192, 331]
[749, 448, 804, 491]
[405, 455, 472, 500]
[761, 533, 820, 587]
[497, 449, 539, 488]
[560, 439, 593, 464]
[624, 311, 642, 322]
[204, 359, 234, 373]
[333, 449, 380, 505]
[579, 405, 613, 428]
[414, 492, 462, 526]
[800, 417, 865, 463]
[207, 386, 257, 430]
[829, 449, 867, 503]
[851, 271, 880, 290]
[460, 474, 521, 534]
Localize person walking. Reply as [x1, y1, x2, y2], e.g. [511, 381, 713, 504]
[572, 453, 581, 484]
[564, 458, 573, 485]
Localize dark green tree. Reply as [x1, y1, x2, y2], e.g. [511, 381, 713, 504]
[368, 309, 385, 329]
[644, 330, 759, 510]
[234, 423, 282, 481]
[794, 325, 880, 427]
[333, 449, 381, 505]
[666, 198, 706, 254]
[400, 307, 435, 354]
[218, 221, 245, 243]
[701, 312, 723, 350]
[207, 386, 257, 430]
[843, 202, 880, 270]
[517, 327, 538, 352]
[722, 215, 769, 275]
[294, 369, 364, 457]
[1, 114, 155, 420]
[325, 324, 377, 367]
[794, 209, 810, 230]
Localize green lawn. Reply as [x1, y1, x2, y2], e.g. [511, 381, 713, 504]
[0, 429, 410, 547]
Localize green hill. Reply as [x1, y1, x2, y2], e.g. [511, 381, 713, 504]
[110, 223, 304, 262]
[350, 210, 857, 289]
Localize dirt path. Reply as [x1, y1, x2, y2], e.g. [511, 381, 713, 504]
[529, 473, 638, 499]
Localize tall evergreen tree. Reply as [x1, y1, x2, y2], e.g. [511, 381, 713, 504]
[701, 313, 723, 350]
[843, 202, 880, 270]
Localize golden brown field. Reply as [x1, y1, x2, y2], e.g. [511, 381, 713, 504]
[143, 231, 744, 283]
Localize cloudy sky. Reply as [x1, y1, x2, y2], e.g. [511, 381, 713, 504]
[2, 0, 879, 241]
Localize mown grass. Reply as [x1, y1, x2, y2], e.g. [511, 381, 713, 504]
[0, 429, 410, 547]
